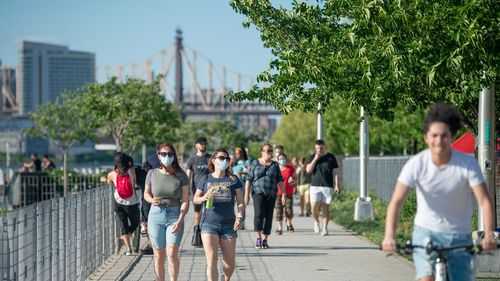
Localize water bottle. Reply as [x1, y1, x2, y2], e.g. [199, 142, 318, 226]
[206, 193, 214, 209]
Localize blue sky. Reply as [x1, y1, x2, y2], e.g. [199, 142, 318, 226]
[0, 0, 288, 87]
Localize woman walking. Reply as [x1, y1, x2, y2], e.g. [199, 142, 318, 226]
[144, 144, 190, 281]
[296, 157, 312, 217]
[275, 153, 296, 234]
[194, 148, 245, 281]
[245, 143, 284, 249]
[107, 152, 140, 255]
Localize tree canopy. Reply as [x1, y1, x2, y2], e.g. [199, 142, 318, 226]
[230, 0, 499, 130]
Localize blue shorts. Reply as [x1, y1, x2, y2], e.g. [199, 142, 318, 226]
[148, 206, 184, 249]
[201, 222, 237, 240]
[412, 225, 474, 281]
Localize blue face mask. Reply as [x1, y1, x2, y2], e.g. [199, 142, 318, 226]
[279, 159, 287, 166]
[159, 155, 174, 166]
[215, 159, 228, 171]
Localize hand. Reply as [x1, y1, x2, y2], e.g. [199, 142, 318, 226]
[203, 191, 214, 202]
[234, 217, 242, 231]
[171, 218, 184, 233]
[288, 177, 295, 185]
[334, 186, 341, 193]
[381, 237, 396, 252]
[481, 235, 497, 252]
[151, 197, 161, 206]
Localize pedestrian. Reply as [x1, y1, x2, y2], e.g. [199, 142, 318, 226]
[273, 144, 284, 161]
[231, 147, 250, 230]
[245, 143, 284, 249]
[42, 154, 56, 171]
[382, 103, 496, 281]
[296, 157, 312, 217]
[107, 152, 141, 255]
[186, 137, 210, 246]
[275, 153, 296, 234]
[306, 139, 340, 236]
[194, 148, 245, 281]
[24, 153, 42, 172]
[144, 143, 189, 281]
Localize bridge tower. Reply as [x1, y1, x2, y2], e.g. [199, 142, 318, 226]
[175, 28, 184, 118]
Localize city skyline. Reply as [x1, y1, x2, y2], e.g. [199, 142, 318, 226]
[0, 0, 289, 83]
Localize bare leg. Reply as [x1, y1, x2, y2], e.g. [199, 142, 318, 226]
[152, 248, 166, 281]
[220, 238, 237, 281]
[166, 245, 180, 281]
[202, 233, 219, 281]
[121, 234, 132, 252]
[194, 209, 202, 225]
[321, 203, 330, 228]
[299, 192, 305, 215]
[311, 201, 321, 224]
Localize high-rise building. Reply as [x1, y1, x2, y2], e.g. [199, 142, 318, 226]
[0, 65, 17, 115]
[16, 41, 95, 114]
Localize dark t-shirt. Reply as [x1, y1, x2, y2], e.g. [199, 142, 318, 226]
[198, 175, 242, 225]
[308, 153, 338, 188]
[186, 153, 210, 191]
[33, 159, 42, 172]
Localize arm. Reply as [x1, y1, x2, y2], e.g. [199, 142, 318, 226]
[171, 183, 190, 233]
[334, 169, 340, 192]
[193, 189, 209, 205]
[305, 156, 318, 174]
[234, 188, 245, 230]
[472, 183, 497, 251]
[244, 180, 252, 205]
[106, 171, 114, 186]
[382, 182, 410, 252]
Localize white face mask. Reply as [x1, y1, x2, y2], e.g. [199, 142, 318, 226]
[279, 159, 287, 166]
[159, 155, 174, 166]
[215, 159, 228, 171]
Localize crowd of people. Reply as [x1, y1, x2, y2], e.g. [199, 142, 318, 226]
[104, 136, 340, 281]
[101, 102, 496, 281]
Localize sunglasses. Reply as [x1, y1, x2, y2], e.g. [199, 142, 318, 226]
[262, 149, 273, 153]
[158, 152, 174, 157]
[215, 156, 230, 161]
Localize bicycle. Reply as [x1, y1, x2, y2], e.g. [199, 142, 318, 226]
[392, 240, 500, 281]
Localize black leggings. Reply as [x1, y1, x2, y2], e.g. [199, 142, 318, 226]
[114, 202, 140, 235]
[253, 193, 276, 235]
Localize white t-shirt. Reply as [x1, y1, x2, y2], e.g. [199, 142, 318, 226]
[398, 149, 484, 233]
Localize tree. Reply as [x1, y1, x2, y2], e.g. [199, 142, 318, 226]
[27, 92, 95, 195]
[271, 111, 316, 157]
[80, 77, 181, 153]
[271, 98, 425, 157]
[229, 0, 499, 130]
[176, 120, 249, 158]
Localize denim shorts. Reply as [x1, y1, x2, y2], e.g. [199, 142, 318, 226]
[412, 225, 474, 281]
[201, 222, 237, 240]
[148, 205, 184, 249]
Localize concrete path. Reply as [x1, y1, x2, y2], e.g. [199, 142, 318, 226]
[88, 200, 415, 281]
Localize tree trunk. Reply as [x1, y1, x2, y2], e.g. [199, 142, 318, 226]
[63, 149, 68, 197]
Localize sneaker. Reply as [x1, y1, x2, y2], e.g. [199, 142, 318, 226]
[255, 238, 262, 249]
[321, 226, 328, 236]
[288, 224, 295, 232]
[314, 221, 320, 233]
[262, 239, 269, 249]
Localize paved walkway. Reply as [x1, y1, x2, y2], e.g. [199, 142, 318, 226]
[87, 200, 415, 281]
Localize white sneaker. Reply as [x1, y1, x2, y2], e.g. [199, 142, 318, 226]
[314, 221, 320, 233]
[321, 226, 328, 236]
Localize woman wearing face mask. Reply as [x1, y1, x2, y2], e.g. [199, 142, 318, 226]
[275, 153, 296, 234]
[245, 143, 284, 249]
[194, 148, 245, 281]
[144, 143, 189, 281]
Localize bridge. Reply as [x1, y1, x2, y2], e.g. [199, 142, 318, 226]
[100, 29, 281, 136]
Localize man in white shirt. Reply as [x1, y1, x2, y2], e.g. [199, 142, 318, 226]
[382, 103, 496, 281]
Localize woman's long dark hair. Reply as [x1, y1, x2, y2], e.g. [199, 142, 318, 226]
[114, 152, 130, 175]
[157, 143, 182, 172]
[208, 148, 233, 177]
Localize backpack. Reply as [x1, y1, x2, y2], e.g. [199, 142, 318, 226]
[116, 172, 134, 199]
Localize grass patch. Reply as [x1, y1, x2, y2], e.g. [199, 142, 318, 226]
[330, 190, 416, 247]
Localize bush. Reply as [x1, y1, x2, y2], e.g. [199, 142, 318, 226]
[331, 190, 416, 247]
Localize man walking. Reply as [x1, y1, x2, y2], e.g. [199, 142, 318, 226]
[186, 137, 210, 233]
[306, 139, 340, 236]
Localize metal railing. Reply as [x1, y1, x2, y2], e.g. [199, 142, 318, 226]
[341, 156, 410, 202]
[0, 185, 119, 281]
[5, 173, 103, 209]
